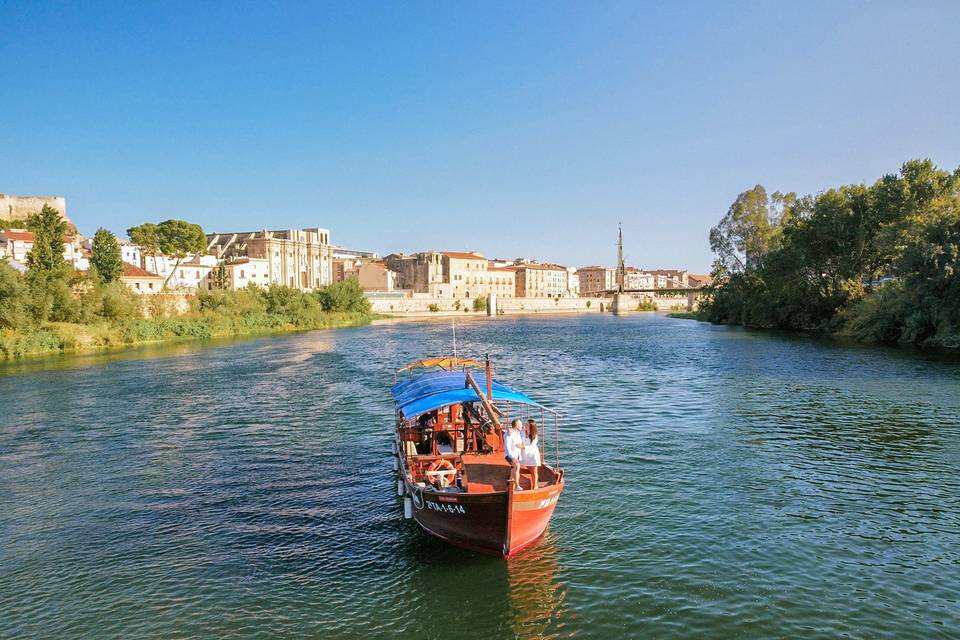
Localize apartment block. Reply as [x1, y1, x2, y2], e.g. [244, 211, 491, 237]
[513, 263, 572, 298]
[577, 266, 616, 294]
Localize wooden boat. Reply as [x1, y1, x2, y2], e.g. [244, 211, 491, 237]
[391, 356, 565, 558]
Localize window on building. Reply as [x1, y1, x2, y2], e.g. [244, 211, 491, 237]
[135, 283, 140, 290]
[148, 283, 154, 290]
[240, 269, 245, 278]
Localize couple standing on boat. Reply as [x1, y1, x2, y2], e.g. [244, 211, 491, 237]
[505, 418, 541, 491]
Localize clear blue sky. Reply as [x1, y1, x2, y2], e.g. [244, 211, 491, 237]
[2, 1, 959, 272]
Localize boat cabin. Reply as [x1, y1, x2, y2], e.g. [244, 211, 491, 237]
[392, 360, 561, 495]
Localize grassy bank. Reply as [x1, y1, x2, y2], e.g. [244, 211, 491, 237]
[0, 312, 374, 359]
[0, 274, 377, 360]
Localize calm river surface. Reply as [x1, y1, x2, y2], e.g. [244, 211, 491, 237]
[2, 314, 959, 639]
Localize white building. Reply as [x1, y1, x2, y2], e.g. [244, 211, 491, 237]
[1, 229, 88, 270]
[203, 258, 271, 290]
[120, 241, 141, 267]
[148, 253, 218, 291]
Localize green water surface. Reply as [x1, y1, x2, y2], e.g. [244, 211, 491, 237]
[1, 315, 958, 639]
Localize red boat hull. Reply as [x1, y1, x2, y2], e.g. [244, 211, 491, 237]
[407, 479, 563, 557]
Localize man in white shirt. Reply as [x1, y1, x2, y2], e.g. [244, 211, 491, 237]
[504, 419, 524, 491]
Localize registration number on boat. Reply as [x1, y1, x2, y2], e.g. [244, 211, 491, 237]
[426, 501, 466, 515]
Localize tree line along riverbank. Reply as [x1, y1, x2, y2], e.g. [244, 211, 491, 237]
[0, 279, 376, 359]
[0, 206, 375, 359]
[699, 159, 960, 349]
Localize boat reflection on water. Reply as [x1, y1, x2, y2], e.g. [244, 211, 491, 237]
[505, 532, 569, 640]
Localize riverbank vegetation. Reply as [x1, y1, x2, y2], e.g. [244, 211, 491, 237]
[701, 159, 960, 348]
[0, 206, 374, 359]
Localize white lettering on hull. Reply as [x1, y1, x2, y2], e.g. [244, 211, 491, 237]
[425, 501, 466, 515]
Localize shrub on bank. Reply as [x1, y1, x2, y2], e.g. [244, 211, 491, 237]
[0, 328, 62, 358]
[0, 269, 375, 359]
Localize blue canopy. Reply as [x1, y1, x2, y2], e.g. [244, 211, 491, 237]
[391, 371, 544, 420]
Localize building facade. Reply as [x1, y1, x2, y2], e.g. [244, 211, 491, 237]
[648, 269, 689, 288]
[513, 263, 571, 298]
[207, 228, 333, 291]
[624, 268, 653, 290]
[1, 229, 88, 270]
[488, 267, 516, 299]
[357, 261, 398, 292]
[383, 251, 447, 295]
[203, 258, 272, 290]
[577, 266, 616, 294]
[120, 262, 165, 295]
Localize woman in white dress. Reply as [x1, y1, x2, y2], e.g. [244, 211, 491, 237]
[521, 419, 541, 489]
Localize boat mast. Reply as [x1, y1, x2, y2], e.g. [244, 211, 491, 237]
[452, 318, 457, 360]
[485, 354, 493, 402]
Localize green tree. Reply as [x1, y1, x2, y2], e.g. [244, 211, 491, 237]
[90, 228, 123, 283]
[23, 204, 77, 323]
[472, 296, 487, 312]
[127, 222, 161, 273]
[709, 186, 796, 273]
[157, 219, 207, 287]
[0, 261, 29, 329]
[25, 205, 68, 275]
[315, 279, 371, 313]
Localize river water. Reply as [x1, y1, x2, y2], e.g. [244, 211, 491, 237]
[1, 314, 958, 639]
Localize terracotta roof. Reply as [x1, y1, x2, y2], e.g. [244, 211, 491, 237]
[442, 251, 484, 260]
[488, 266, 517, 272]
[1, 230, 34, 242]
[121, 262, 163, 279]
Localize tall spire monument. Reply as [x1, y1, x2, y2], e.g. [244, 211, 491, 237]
[616, 222, 625, 294]
[611, 222, 632, 315]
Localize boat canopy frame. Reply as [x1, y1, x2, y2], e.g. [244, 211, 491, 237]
[392, 368, 562, 469]
[391, 370, 559, 421]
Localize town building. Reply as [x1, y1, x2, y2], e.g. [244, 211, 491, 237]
[624, 268, 653, 290]
[513, 263, 572, 298]
[357, 261, 399, 292]
[383, 251, 515, 300]
[383, 251, 446, 295]
[202, 257, 271, 291]
[488, 267, 516, 299]
[0, 229, 88, 270]
[206, 228, 333, 291]
[333, 256, 363, 283]
[80, 237, 142, 268]
[443, 251, 493, 300]
[648, 269, 689, 288]
[577, 266, 616, 294]
[120, 262, 165, 295]
[687, 273, 713, 288]
[120, 240, 141, 267]
[145, 254, 218, 291]
[0, 229, 34, 263]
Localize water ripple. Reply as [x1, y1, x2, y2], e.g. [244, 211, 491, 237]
[1, 315, 959, 638]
